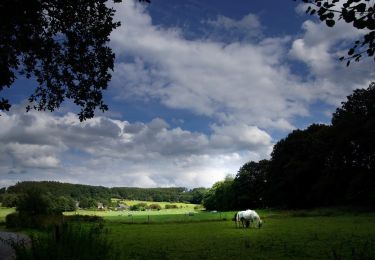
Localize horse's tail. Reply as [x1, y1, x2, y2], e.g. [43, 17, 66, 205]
[234, 213, 238, 227]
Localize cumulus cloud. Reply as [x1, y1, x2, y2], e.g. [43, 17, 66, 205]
[0, 110, 272, 188]
[111, 0, 374, 132]
[204, 13, 263, 42]
[110, 1, 313, 131]
[290, 5, 375, 105]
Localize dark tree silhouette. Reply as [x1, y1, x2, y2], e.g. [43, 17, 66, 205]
[300, 0, 375, 66]
[330, 82, 375, 205]
[0, 0, 149, 120]
[267, 124, 333, 208]
[234, 160, 269, 209]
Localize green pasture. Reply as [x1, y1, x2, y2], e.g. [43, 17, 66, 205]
[0, 207, 15, 222]
[64, 209, 229, 223]
[112, 199, 198, 208]
[106, 211, 375, 259]
[1, 207, 374, 259]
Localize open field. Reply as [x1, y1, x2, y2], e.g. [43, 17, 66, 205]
[1, 207, 374, 259]
[62, 207, 375, 259]
[0, 207, 15, 222]
[112, 199, 199, 210]
[106, 210, 375, 259]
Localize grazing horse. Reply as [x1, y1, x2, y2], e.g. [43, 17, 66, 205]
[234, 209, 262, 228]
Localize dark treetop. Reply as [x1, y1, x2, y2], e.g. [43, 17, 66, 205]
[300, 0, 375, 66]
[0, 0, 149, 120]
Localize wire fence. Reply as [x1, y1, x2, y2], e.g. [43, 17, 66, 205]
[103, 211, 235, 224]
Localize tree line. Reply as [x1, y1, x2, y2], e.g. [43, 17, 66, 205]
[203, 83, 375, 210]
[0, 181, 208, 209]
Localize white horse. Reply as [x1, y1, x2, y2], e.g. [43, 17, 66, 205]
[234, 209, 262, 228]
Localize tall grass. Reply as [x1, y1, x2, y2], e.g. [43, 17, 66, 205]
[10, 222, 118, 260]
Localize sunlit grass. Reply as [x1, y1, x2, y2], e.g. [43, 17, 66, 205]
[0, 207, 15, 222]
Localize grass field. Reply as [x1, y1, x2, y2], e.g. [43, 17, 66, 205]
[0, 207, 15, 222]
[1, 207, 374, 259]
[106, 212, 375, 259]
[112, 199, 199, 210]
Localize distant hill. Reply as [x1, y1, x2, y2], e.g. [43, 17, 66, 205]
[2, 181, 207, 204]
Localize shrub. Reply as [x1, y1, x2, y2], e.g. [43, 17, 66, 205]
[165, 204, 178, 209]
[130, 203, 148, 211]
[64, 215, 104, 223]
[6, 212, 63, 229]
[149, 204, 162, 211]
[5, 212, 22, 228]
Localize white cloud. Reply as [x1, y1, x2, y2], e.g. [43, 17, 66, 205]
[0, 110, 272, 188]
[110, 1, 314, 131]
[204, 13, 263, 42]
[111, 0, 374, 132]
[289, 9, 375, 105]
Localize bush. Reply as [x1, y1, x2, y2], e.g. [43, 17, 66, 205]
[148, 204, 162, 211]
[165, 204, 178, 209]
[6, 212, 63, 229]
[130, 203, 148, 211]
[64, 215, 104, 223]
[5, 212, 22, 228]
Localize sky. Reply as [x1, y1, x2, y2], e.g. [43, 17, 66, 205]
[0, 0, 374, 189]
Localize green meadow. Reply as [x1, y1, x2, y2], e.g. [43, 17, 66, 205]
[1, 207, 375, 259]
[0, 207, 15, 222]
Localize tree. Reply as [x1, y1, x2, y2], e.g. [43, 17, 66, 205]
[267, 124, 333, 208]
[202, 176, 235, 211]
[17, 189, 55, 215]
[0, 193, 19, 207]
[330, 82, 375, 205]
[0, 0, 149, 120]
[233, 160, 269, 209]
[300, 0, 375, 65]
[189, 188, 208, 204]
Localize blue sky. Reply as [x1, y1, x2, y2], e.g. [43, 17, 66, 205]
[0, 0, 374, 188]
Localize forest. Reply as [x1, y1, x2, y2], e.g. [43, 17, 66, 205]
[0, 181, 207, 209]
[203, 83, 375, 211]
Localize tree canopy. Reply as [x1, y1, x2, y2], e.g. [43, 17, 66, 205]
[203, 82, 375, 210]
[300, 0, 375, 65]
[0, 0, 150, 120]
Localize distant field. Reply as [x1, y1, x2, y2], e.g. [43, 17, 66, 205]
[64, 200, 218, 223]
[112, 199, 198, 210]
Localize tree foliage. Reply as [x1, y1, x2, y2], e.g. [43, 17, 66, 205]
[204, 83, 375, 210]
[4, 181, 207, 206]
[0, 0, 150, 120]
[300, 0, 375, 65]
[234, 160, 269, 209]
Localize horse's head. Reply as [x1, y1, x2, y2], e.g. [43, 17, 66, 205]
[258, 219, 263, 228]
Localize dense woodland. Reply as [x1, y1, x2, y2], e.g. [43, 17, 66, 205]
[203, 83, 375, 210]
[0, 181, 207, 209]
